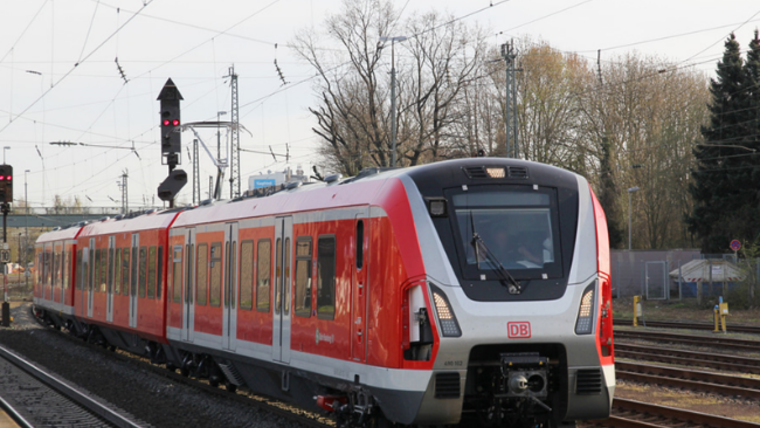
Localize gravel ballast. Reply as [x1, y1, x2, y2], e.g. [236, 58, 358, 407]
[0, 303, 309, 428]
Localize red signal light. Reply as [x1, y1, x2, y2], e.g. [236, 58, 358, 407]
[6, 176, 10, 181]
[172, 119, 180, 126]
[0, 176, 4, 181]
[163, 119, 170, 126]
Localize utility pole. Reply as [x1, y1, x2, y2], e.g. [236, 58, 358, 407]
[118, 170, 128, 214]
[380, 36, 407, 167]
[226, 65, 241, 198]
[193, 139, 200, 205]
[501, 41, 519, 158]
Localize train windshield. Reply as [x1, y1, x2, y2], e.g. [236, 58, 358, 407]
[449, 186, 563, 280]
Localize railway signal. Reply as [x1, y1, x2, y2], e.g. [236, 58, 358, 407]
[157, 168, 187, 202]
[157, 78, 183, 167]
[0, 165, 12, 204]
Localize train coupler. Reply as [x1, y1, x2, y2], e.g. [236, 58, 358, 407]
[499, 352, 550, 399]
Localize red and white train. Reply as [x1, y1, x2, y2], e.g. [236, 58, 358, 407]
[34, 158, 614, 427]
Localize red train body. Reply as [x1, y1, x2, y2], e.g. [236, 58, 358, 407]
[34, 158, 614, 427]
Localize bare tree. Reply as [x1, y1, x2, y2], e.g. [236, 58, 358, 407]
[292, 0, 397, 176]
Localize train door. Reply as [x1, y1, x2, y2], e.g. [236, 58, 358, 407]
[129, 233, 139, 328]
[272, 216, 292, 363]
[106, 235, 115, 323]
[87, 238, 95, 318]
[182, 228, 195, 342]
[351, 209, 369, 362]
[222, 223, 239, 351]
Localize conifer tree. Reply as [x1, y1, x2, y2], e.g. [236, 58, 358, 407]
[687, 33, 746, 252]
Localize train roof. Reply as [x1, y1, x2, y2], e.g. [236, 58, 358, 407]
[36, 224, 84, 244]
[78, 208, 183, 237]
[171, 172, 397, 228]
[172, 158, 581, 228]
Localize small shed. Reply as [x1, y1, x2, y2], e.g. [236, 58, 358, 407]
[669, 259, 745, 298]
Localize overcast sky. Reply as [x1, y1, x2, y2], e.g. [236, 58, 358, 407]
[1, 0, 759, 210]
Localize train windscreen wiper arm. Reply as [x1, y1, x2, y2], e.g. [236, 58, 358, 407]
[471, 233, 522, 295]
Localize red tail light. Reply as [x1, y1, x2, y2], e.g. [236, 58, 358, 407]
[589, 185, 614, 363]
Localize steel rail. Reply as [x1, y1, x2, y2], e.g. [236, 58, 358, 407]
[615, 343, 760, 374]
[611, 398, 760, 428]
[614, 319, 760, 335]
[616, 361, 760, 399]
[0, 342, 146, 428]
[614, 330, 760, 352]
[29, 306, 333, 428]
[0, 394, 33, 428]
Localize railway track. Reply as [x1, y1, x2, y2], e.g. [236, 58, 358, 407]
[0, 341, 145, 428]
[592, 398, 760, 428]
[615, 343, 760, 374]
[614, 329, 760, 352]
[616, 360, 760, 400]
[28, 306, 333, 428]
[614, 319, 760, 335]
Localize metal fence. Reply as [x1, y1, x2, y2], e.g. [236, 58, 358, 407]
[611, 249, 760, 307]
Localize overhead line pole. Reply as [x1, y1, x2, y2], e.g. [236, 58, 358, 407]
[501, 41, 519, 158]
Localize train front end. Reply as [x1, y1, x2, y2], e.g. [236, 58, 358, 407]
[401, 159, 613, 427]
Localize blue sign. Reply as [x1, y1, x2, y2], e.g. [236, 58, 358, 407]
[730, 239, 741, 251]
[254, 179, 276, 189]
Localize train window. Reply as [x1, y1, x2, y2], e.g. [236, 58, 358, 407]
[71, 250, 82, 290]
[229, 242, 236, 309]
[210, 242, 222, 307]
[196, 243, 208, 306]
[94, 249, 101, 293]
[256, 239, 271, 312]
[294, 237, 312, 318]
[187, 244, 194, 304]
[275, 238, 282, 315]
[131, 245, 138, 297]
[115, 248, 122, 295]
[76, 250, 82, 290]
[84, 254, 90, 293]
[448, 186, 563, 280]
[317, 236, 336, 320]
[356, 220, 364, 270]
[100, 248, 107, 293]
[284, 237, 291, 315]
[172, 245, 182, 303]
[37, 252, 42, 287]
[108, 247, 114, 295]
[139, 246, 147, 298]
[63, 250, 70, 290]
[122, 248, 131, 296]
[54, 250, 60, 290]
[157, 246, 163, 300]
[148, 246, 157, 299]
[239, 240, 254, 310]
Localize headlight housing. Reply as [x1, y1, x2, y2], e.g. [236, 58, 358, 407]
[430, 284, 462, 337]
[575, 282, 596, 335]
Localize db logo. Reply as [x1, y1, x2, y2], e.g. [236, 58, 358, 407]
[507, 322, 531, 339]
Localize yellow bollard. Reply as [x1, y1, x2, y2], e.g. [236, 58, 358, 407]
[633, 296, 643, 327]
[713, 298, 729, 333]
[713, 306, 720, 332]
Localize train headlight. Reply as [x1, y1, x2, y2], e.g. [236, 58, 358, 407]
[575, 282, 596, 335]
[430, 285, 461, 337]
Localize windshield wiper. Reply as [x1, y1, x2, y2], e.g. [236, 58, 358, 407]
[471, 232, 523, 295]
